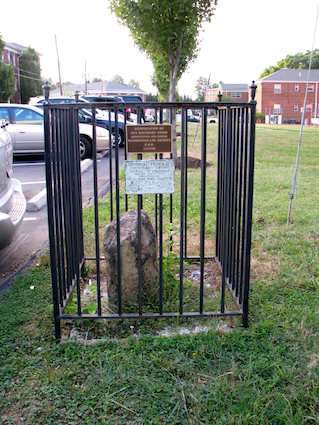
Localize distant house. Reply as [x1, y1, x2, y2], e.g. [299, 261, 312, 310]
[50, 81, 146, 100]
[257, 69, 319, 124]
[205, 83, 249, 102]
[2, 42, 27, 103]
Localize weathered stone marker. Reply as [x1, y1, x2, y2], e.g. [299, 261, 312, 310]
[104, 210, 158, 308]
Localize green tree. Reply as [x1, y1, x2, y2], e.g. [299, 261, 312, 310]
[0, 34, 15, 102]
[20, 47, 42, 103]
[92, 77, 103, 83]
[0, 63, 15, 102]
[260, 50, 319, 78]
[110, 0, 218, 102]
[195, 76, 214, 101]
[128, 79, 140, 88]
[111, 74, 124, 84]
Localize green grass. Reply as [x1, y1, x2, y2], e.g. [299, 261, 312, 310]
[0, 124, 319, 424]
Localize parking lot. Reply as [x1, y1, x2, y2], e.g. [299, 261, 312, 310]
[0, 151, 124, 290]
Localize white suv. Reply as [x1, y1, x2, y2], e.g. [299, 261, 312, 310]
[0, 121, 26, 249]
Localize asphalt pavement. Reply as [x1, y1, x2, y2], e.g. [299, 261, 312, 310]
[0, 150, 124, 291]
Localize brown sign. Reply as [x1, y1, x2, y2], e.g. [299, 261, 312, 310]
[126, 124, 172, 153]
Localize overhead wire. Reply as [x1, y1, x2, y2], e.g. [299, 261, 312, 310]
[287, 2, 319, 224]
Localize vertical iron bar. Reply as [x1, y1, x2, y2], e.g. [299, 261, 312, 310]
[184, 109, 188, 258]
[114, 107, 122, 314]
[179, 108, 187, 315]
[235, 108, 245, 297]
[108, 109, 114, 222]
[68, 108, 81, 316]
[216, 108, 221, 260]
[239, 107, 249, 306]
[220, 108, 229, 313]
[199, 108, 207, 313]
[52, 109, 64, 304]
[242, 103, 256, 327]
[44, 105, 61, 340]
[158, 109, 164, 313]
[137, 106, 143, 315]
[169, 108, 174, 252]
[92, 107, 102, 315]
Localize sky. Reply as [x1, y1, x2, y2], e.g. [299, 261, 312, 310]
[1, 0, 318, 97]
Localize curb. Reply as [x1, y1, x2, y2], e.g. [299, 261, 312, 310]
[80, 158, 93, 174]
[27, 188, 47, 212]
[26, 159, 94, 212]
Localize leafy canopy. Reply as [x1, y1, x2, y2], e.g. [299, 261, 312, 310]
[110, 0, 217, 99]
[20, 47, 42, 103]
[195, 75, 217, 101]
[0, 34, 15, 102]
[260, 50, 319, 78]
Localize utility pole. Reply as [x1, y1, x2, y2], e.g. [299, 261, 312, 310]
[54, 35, 63, 96]
[84, 60, 88, 95]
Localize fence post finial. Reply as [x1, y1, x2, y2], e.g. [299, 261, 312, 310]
[250, 81, 257, 102]
[43, 81, 51, 101]
[74, 90, 80, 102]
[218, 91, 223, 102]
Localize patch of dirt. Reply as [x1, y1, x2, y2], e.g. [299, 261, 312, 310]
[251, 249, 280, 280]
[183, 260, 220, 292]
[175, 156, 211, 169]
[308, 354, 319, 369]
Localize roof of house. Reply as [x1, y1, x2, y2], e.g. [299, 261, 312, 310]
[50, 81, 146, 97]
[221, 83, 249, 92]
[4, 42, 27, 54]
[261, 68, 319, 82]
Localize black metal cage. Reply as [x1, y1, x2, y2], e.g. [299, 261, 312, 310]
[43, 85, 256, 340]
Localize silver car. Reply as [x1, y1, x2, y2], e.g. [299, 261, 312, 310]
[0, 104, 111, 159]
[0, 121, 26, 249]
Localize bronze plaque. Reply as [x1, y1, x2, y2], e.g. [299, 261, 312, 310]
[126, 124, 172, 153]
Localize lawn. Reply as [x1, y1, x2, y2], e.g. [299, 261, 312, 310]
[0, 124, 319, 424]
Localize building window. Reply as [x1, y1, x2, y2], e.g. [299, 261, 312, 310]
[293, 104, 299, 112]
[231, 92, 241, 98]
[307, 85, 314, 92]
[294, 85, 299, 92]
[274, 84, 281, 94]
[273, 104, 281, 114]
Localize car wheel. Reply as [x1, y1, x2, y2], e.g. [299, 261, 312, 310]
[112, 130, 124, 148]
[79, 135, 92, 159]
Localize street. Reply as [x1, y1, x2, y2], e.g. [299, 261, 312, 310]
[0, 150, 124, 291]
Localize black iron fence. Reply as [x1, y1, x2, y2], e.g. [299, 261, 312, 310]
[44, 84, 257, 340]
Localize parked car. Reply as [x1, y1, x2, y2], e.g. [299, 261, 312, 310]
[81, 95, 137, 122]
[31, 97, 126, 146]
[0, 120, 26, 249]
[0, 104, 111, 159]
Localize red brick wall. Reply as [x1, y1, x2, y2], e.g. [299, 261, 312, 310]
[205, 88, 249, 102]
[258, 81, 318, 123]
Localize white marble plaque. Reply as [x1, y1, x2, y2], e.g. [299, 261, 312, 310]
[125, 160, 175, 194]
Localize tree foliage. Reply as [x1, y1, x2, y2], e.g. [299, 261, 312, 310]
[111, 74, 125, 84]
[0, 34, 15, 102]
[260, 50, 319, 78]
[20, 47, 42, 103]
[0, 63, 15, 102]
[195, 76, 216, 101]
[128, 79, 140, 88]
[110, 0, 218, 101]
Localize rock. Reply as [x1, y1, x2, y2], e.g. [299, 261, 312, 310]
[175, 156, 211, 169]
[104, 210, 158, 308]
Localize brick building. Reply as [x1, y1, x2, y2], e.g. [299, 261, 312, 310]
[205, 83, 249, 102]
[1, 42, 26, 103]
[257, 69, 319, 124]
